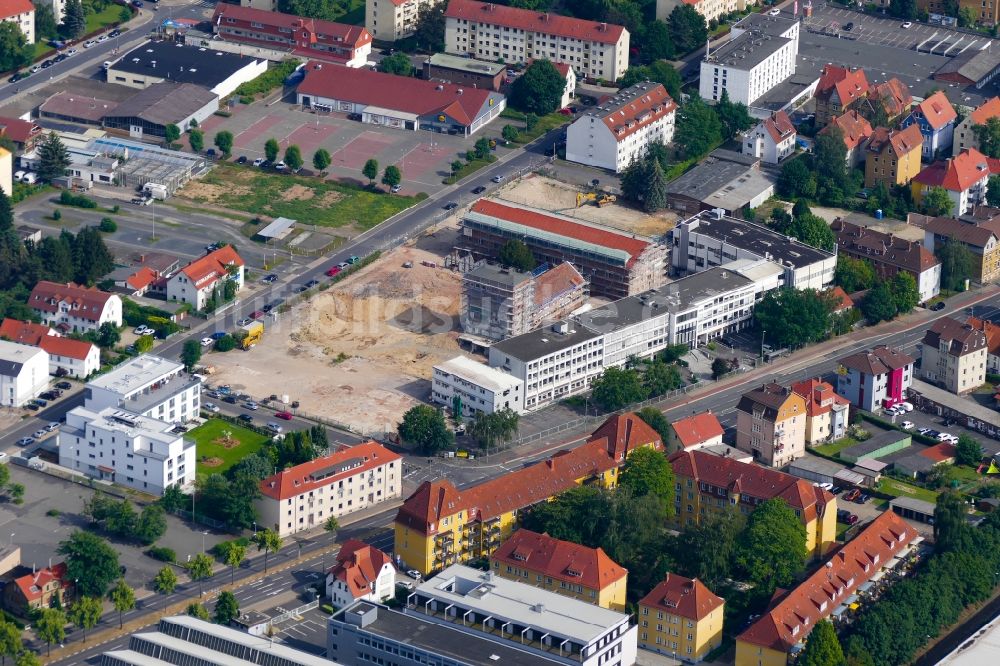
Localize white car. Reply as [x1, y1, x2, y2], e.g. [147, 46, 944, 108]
[20, 173, 37, 184]
[902, 21, 913, 28]
[937, 432, 954, 442]
[0, 453, 7, 464]
[97, 34, 109, 43]
[83, 40, 96, 48]
[899, 401, 914, 412]
[769, 7, 781, 15]
[133, 324, 150, 335]
[65, 48, 77, 56]
[46, 422, 59, 432]
[203, 403, 220, 413]
[13, 170, 25, 181]
[201, 337, 214, 347]
[406, 569, 421, 580]
[253, 158, 264, 167]
[32, 429, 49, 439]
[901, 421, 914, 430]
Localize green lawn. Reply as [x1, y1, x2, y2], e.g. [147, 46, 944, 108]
[500, 109, 569, 144]
[334, 0, 365, 24]
[183, 163, 424, 229]
[444, 155, 497, 184]
[85, 4, 126, 35]
[878, 477, 940, 504]
[813, 437, 859, 458]
[32, 42, 55, 60]
[189, 418, 270, 476]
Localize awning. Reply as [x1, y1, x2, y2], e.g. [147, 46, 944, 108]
[364, 106, 419, 122]
[844, 594, 860, 605]
[858, 581, 874, 593]
[886, 558, 901, 568]
[913, 535, 925, 544]
[871, 571, 886, 582]
[832, 605, 849, 617]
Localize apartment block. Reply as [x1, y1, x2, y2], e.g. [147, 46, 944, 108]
[657, 0, 754, 24]
[813, 65, 869, 128]
[922, 213, 1000, 283]
[741, 110, 796, 164]
[638, 573, 724, 663]
[836, 345, 914, 411]
[822, 110, 873, 167]
[85, 355, 201, 423]
[0, 0, 33, 44]
[367, 0, 445, 42]
[431, 355, 525, 416]
[919, 316, 988, 394]
[326, 539, 395, 609]
[865, 125, 924, 189]
[912, 148, 998, 216]
[903, 91, 958, 160]
[490, 529, 628, 611]
[166, 245, 245, 311]
[669, 449, 838, 557]
[28, 281, 122, 334]
[444, 0, 630, 81]
[735, 382, 807, 467]
[0, 318, 100, 379]
[0, 340, 49, 408]
[953, 96, 1000, 156]
[699, 13, 798, 106]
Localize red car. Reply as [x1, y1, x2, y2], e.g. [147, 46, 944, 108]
[275, 411, 293, 420]
[325, 266, 342, 277]
[843, 489, 861, 502]
[250, 310, 264, 319]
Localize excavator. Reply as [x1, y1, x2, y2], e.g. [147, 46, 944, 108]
[576, 191, 617, 208]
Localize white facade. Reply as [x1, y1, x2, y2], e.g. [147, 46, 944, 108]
[367, 0, 444, 42]
[700, 18, 799, 106]
[0, 341, 49, 408]
[431, 355, 524, 416]
[42, 340, 100, 379]
[742, 116, 796, 164]
[326, 557, 396, 609]
[657, 0, 754, 23]
[59, 406, 195, 495]
[0, 148, 11, 199]
[165, 248, 245, 312]
[85, 355, 201, 424]
[30, 286, 122, 334]
[0, 1, 33, 44]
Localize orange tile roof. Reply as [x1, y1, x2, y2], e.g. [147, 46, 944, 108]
[969, 96, 1000, 125]
[967, 316, 1000, 353]
[919, 442, 956, 463]
[0, 318, 54, 345]
[913, 91, 957, 131]
[260, 442, 401, 501]
[39, 336, 97, 361]
[445, 0, 626, 45]
[640, 573, 724, 622]
[913, 148, 997, 193]
[762, 111, 795, 144]
[29, 282, 117, 322]
[0, 115, 41, 144]
[867, 124, 923, 158]
[791, 378, 849, 418]
[180, 245, 244, 289]
[597, 84, 677, 143]
[869, 78, 912, 119]
[329, 539, 394, 600]
[126, 267, 157, 291]
[823, 110, 872, 151]
[396, 413, 662, 534]
[670, 411, 724, 449]
[827, 286, 854, 311]
[816, 66, 870, 107]
[491, 529, 627, 591]
[738, 511, 917, 653]
[533, 262, 586, 307]
[13, 563, 68, 604]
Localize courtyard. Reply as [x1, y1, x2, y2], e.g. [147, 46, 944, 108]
[189, 418, 271, 476]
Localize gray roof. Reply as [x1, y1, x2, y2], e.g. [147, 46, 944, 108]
[111, 42, 261, 88]
[842, 430, 912, 460]
[934, 44, 1000, 84]
[580, 81, 667, 120]
[464, 261, 537, 288]
[667, 150, 767, 210]
[426, 53, 505, 76]
[889, 496, 937, 514]
[704, 30, 791, 70]
[732, 12, 799, 37]
[104, 82, 217, 127]
[491, 319, 601, 362]
[681, 210, 835, 268]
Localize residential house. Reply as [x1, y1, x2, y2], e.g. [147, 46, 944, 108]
[667, 411, 725, 454]
[669, 449, 838, 557]
[110, 266, 158, 297]
[326, 540, 396, 609]
[791, 378, 850, 445]
[821, 110, 873, 168]
[367, 0, 445, 42]
[831, 218, 942, 303]
[490, 529, 628, 611]
[741, 111, 796, 164]
[836, 345, 915, 411]
[828, 285, 855, 313]
[0, 318, 99, 379]
[735, 511, 918, 666]
[864, 124, 924, 189]
[814, 65, 869, 128]
[656, 0, 752, 24]
[968, 315, 1000, 372]
[953, 96, 1000, 156]
[28, 281, 122, 334]
[0, 340, 48, 407]
[919, 316, 988, 394]
[864, 78, 913, 126]
[166, 245, 245, 311]
[3, 563, 68, 614]
[912, 148, 998, 216]
[0, 116, 41, 151]
[638, 573, 725, 663]
[0, 0, 33, 43]
[903, 91, 958, 160]
[735, 382, 808, 468]
[922, 214, 1000, 283]
[394, 413, 663, 575]
[551, 62, 576, 109]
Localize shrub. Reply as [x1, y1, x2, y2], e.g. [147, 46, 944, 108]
[99, 217, 117, 233]
[111, 204, 120, 213]
[46, 509, 60, 517]
[214, 335, 236, 352]
[211, 537, 251, 562]
[59, 190, 98, 208]
[52, 209, 61, 221]
[146, 546, 176, 563]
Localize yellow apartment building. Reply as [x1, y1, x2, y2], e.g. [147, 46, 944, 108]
[865, 124, 923, 189]
[639, 573, 725, 663]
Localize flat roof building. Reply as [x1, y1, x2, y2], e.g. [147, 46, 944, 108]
[424, 53, 506, 92]
[106, 42, 267, 98]
[665, 149, 776, 215]
[432, 355, 525, 416]
[85, 354, 201, 424]
[102, 82, 219, 139]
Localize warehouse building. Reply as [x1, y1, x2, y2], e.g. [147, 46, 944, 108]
[106, 42, 267, 98]
[102, 82, 219, 139]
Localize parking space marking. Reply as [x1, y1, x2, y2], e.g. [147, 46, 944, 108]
[233, 114, 285, 149]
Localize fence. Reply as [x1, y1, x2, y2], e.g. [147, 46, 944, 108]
[268, 599, 320, 626]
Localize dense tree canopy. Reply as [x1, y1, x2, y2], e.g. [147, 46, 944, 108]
[799, 620, 846, 666]
[58, 531, 121, 598]
[736, 498, 807, 595]
[618, 447, 674, 515]
[399, 405, 454, 454]
[618, 61, 682, 101]
[510, 60, 566, 115]
[755, 288, 837, 349]
[498, 239, 536, 271]
[413, 1, 447, 51]
[674, 97, 723, 160]
[936, 239, 974, 291]
[590, 367, 646, 411]
[835, 256, 876, 293]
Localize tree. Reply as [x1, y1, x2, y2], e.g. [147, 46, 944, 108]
[214, 131, 234, 158]
[69, 597, 101, 643]
[72, 226, 115, 285]
[379, 52, 414, 76]
[644, 359, 683, 397]
[715, 89, 754, 140]
[469, 409, 520, 450]
[196, 473, 259, 530]
[799, 620, 846, 666]
[619, 447, 674, 514]
[643, 159, 668, 213]
[92, 321, 120, 350]
[936, 238, 974, 291]
[282, 145, 302, 172]
[381, 165, 402, 190]
[253, 529, 283, 574]
[524, 113, 539, 132]
[362, 158, 379, 187]
[0, 465, 8, 491]
[497, 239, 535, 271]
[264, 138, 280, 162]
[37, 132, 71, 183]
[667, 5, 708, 55]
[473, 137, 492, 160]
[0, 23, 30, 73]
[188, 129, 205, 153]
[35, 609, 65, 657]
[186, 553, 214, 597]
[956, 434, 984, 467]
[33, 2, 58, 40]
[711, 357, 732, 380]
[636, 407, 670, 442]
[736, 498, 807, 595]
[58, 531, 120, 598]
[934, 490, 969, 550]
[225, 543, 247, 585]
[186, 603, 210, 620]
[619, 61, 683, 101]
[771, 212, 836, 252]
[779, 156, 817, 199]
[890, 272, 920, 314]
[450, 160, 463, 175]
[989, 174, 1000, 207]
[181, 340, 201, 372]
[673, 509, 745, 588]
[0, 622, 20, 666]
[135, 335, 154, 353]
[835, 256, 876, 293]
[590, 367, 646, 412]
[889, 0, 918, 20]
[642, 20, 675, 61]
[61, 0, 86, 38]
[14, 653, 39, 666]
[213, 590, 239, 626]
[323, 516, 339, 537]
[398, 405, 454, 455]
[755, 288, 836, 348]
[510, 60, 566, 115]
[861, 280, 898, 324]
[921, 186, 954, 217]
[674, 96, 723, 159]
[312, 148, 331, 172]
[135, 504, 168, 546]
[502, 125, 520, 143]
[975, 118, 1000, 158]
[153, 566, 178, 605]
[108, 579, 135, 629]
[413, 0, 446, 51]
[164, 124, 180, 146]
[813, 127, 852, 203]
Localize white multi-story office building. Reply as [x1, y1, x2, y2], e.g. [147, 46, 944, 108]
[59, 407, 196, 495]
[84, 355, 201, 424]
[444, 0, 630, 82]
[699, 13, 799, 106]
[432, 355, 525, 416]
[0, 341, 48, 408]
[566, 82, 677, 173]
[670, 210, 837, 290]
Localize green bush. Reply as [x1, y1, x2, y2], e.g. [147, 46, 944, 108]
[211, 537, 251, 562]
[59, 190, 98, 208]
[52, 209, 61, 221]
[214, 334, 236, 352]
[99, 217, 117, 232]
[235, 60, 300, 98]
[46, 509, 60, 517]
[146, 546, 176, 563]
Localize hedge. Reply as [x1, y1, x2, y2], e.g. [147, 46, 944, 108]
[146, 546, 176, 563]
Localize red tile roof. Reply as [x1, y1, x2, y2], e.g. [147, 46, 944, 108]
[298, 61, 501, 127]
[126, 267, 157, 291]
[913, 91, 957, 131]
[211, 4, 371, 48]
[533, 262, 586, 307]
[969, 96, 1000, 125]
[831, 218, 941, 274]
[640, 573, 724, 622]
[668, 450, 834, 524]
[869, 78, 912, 119]
[761, 111, 795, 144]
[839, 345, 914, 376]
[260, 442, 401, 501]
[670, 411, 724, 449]
[967, 316, 1000, 353]
[919, 442, 956, 463]
[816, 66, 869, 107]
[914, 148, 997, 193]
[329, 539, 394, 600]
[39, 336, 98, 361]
[491, 529, 627, 591]
[738, 511, 918, 654]
[0, 115, 41, 144]
[179, 245, 244, 289]
[596, 83, 677, 143]
[791, 378, 849, 418]
[396, 413, 662, 534]
[827, 286, 854, 311]
[823, 110, 872, 151]
[445, 0, 626, 45]
[29, 282, 117, 322]
[12, 563, 68, 604]
[470, 199, 650, 265]
[0, 318, 54, 345]
[866, 124, 923, 158]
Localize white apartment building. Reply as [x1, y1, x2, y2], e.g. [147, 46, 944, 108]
[367, 0, 445, 42]
[657, 0, 755, 24]
[85, 355, 201, 424]
[444, 0, 630, 82]
[699, 14, 799, 106]
[742, 110, 796, 164]
[28, 281, 122, 335]
[59, 407, 196, 495]
[240, 0, 277, 10]
[326, 540, 396, 609]
[0, 341, 48, 408]
[0, 0, 34, 44]
[256, 442, 402, 538]
[432, 355, 525, 416]
[166, 245, 245, 311]
[566, 82, 677, 173]
[920, 316, 988, 395]
[671, 210, 837, 290]
[0, 318, 100, 379]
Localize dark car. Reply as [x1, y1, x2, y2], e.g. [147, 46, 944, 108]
[305, 279, 320, 288]
[54, 54, 68, 63]
[8, 72, 23, 83]
[39, 391, 56, 401]
[472, 185, 486, 194]
[211, 331, 228, 340]
[56, 381, 72, 390]
[238, 414, 253, 423]
[132, 0, 143, 7]
[295, 284, 308, 293]
[223, 395, 238, 404]
[443, 202, 458, 210]
[270, 299, 285, 309]
[41, 60, 53, 69]
[262, 303, 274, 313]
[109, 29, 121, 37]
[206, 148, 217, 158]
[236, 155, 247, 164]
[931, 301, 946, 311]
[262, 274, 278, 284]
[347, 113, 362, 121]
[843, 21, 854, 31]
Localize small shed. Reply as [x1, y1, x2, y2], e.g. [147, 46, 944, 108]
[255, 217, 296, 241]
[840, 431, 912, 463]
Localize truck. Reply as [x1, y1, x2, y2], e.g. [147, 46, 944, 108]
[239, 321, 264, 350]
[142, 182, 169, 200]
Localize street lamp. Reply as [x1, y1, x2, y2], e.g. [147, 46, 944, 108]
[252, 521, 257, 535]
[202, 531, 208, 553]
[760, 329, 767, 363]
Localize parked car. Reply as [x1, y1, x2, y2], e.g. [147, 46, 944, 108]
[237, 317, 252, 326]
[211, 331, 228, 340]
[305, 279, 320, 288]
[916, 427, 932, 435]
[133, 324, 151, 335]
[250, 310, 264, 319]
[406, 569, 421, 580]
[109, 30, 121, 37]
[491, 174, 504, 183]
[856, 494, 870, 504]
[275, 411, 293, 420]
[97, 34, 109, 43]
[325, 266, 342, 277]
[244, 401, 258, 411]
[266, 422, 283, 433]
[899, 401, 914, 412]
[347, 255, 360, 264]
[843, 21, 854, 31]
[83, 40, 96, 48]
[769, 8, 781, 15]
[236, 156, 247, 164]
[223, 395, 238, 404]
[901, 21, 913, 28]
[472, 185, 486, 194]
[253, 158, 265, 167]
[843, 489, 862, 502]
[20, 173, 37, 184]
[201, 337, 214, 347]
[390, 184, 401, 193]
[932, 301, 946, 311]
[262, 273, 278, 283]
[56, 381, 72, 390]
[901, 420, 914, 430]
[238, 414, 253, 423]
[443, 202, 458, 210]
[203, 403, 220, 413]
[937, 432, 954, 441]
[273, 161, 287, 171]
[16, 437, 34, 446]
[33, 429, 49, 439]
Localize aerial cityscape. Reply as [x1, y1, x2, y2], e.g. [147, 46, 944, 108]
[2, 0, 1000, 665]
